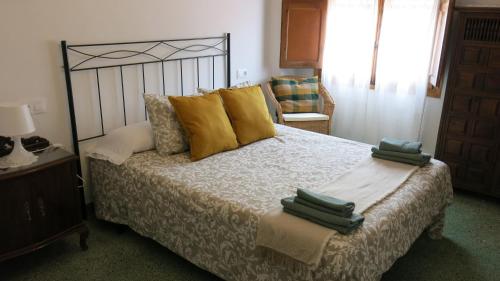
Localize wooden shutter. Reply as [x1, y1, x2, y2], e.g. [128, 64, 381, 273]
[280, 0, 328, 68]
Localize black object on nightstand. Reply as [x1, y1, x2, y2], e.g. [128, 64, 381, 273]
[0, 148, 89, 262]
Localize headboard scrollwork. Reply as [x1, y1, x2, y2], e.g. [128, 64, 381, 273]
[61, 33, 230, 155]
[61, 34, 231, 213]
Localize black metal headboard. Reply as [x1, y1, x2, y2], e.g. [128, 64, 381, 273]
[61, 33, 230, 157]
[61, 34, 231, 213]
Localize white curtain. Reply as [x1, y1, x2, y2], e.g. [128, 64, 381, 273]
[322, 0, 439, 145]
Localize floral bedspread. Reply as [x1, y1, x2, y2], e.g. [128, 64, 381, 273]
[90, 125, 453, 281]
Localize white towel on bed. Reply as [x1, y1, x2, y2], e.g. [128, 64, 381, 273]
[256, 157, 419, 268]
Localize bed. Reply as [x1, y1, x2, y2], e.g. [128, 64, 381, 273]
[61, 35, 453, 281]
[90, 125, 452, 281]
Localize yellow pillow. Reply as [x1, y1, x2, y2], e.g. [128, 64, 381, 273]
[219, 86, 276, 145]
[168, 94, 238, 161]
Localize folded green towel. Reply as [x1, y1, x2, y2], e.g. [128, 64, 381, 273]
[296, 188, 355, 217]
[371, 151, 429, 167]
[281, 197, 364, 228]
[283, 207, 357, 234]
[379, 137, 422, 154]
[371, 147, 431, 162]
[293, 197, 353, 218]
[282, 205, 363, 235]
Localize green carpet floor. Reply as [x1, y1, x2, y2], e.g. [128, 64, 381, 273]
[1, 192, 499, 281]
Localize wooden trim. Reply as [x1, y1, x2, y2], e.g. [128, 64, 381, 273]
[454, 6, 500, 11]
[427, 0, 455, 98]
[370, 0, 386, 87]
[0, 223, 88, 262]
[436, 0, 454, 88]
[0, 150, 78, 181]
[427, 84, 442, 98]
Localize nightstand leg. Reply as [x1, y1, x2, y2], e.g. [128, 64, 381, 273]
[79, 226, 89, 251]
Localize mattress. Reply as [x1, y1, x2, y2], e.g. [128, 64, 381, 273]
[90, 124, 453, 281]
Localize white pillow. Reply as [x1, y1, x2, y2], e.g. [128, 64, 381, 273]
[87, 121, 154, 165]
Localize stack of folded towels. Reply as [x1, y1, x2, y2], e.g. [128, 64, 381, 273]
[281, 188, 364, 234]
[371, 137, 431, 167]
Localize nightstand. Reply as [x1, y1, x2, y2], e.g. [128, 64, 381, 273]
[0, 148, 89, 262]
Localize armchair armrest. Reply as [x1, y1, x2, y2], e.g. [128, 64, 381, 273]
[319, 83, 335, 135]
[264, 82, 284, 124]
[318, 83, 335, 118]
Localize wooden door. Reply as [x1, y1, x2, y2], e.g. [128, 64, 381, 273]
[436, 8, 500, 198]
[29, 160, 82, 243]
[280, 0, 328, 68]
[0, 178, 33, 254]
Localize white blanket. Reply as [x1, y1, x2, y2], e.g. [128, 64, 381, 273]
[256, 157, 419, 267]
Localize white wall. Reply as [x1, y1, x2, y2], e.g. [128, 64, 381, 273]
[0, 0, 297, 202]
[420, 96, 445, 155]
[0, 0, 289, 151]
[4, 0, 495, 165]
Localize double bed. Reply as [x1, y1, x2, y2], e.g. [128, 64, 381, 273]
[90, 125, 452, 281]
[61, 35, 453, 281]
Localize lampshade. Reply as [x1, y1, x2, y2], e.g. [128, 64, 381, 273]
[0, 104, 36, 136]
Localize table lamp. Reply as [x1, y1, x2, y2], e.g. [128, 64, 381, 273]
[0, 104, 38, 168]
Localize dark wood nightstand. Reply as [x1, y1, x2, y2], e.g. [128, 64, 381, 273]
[0, 148, 89, 262]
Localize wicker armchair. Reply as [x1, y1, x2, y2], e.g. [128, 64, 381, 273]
[264, 76, 335, 135]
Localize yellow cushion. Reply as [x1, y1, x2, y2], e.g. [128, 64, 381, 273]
[168, 94, 238, 161]
[219, 86, 276, 145]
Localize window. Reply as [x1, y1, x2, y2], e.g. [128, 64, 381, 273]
[321, 0, 449, 144]
[368, 0, 451, 95]
[280, 0, 452, 97]
[427, 0, 453, 97]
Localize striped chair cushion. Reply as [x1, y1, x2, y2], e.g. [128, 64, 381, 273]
[271, 76, 320, 113]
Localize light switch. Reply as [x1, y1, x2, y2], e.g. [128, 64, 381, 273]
[237, 68, 248, 79]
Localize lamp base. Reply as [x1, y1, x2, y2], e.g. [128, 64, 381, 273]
[0, 136, 38, 169]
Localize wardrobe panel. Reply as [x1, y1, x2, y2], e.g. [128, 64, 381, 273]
[459, 46, 483, 65]
[451, 95, 474, 113]
[436, 8, 500, 198]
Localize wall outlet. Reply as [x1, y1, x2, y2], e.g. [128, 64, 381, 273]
[27, 98, 47, 115]
[237, 68, 248, 80]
